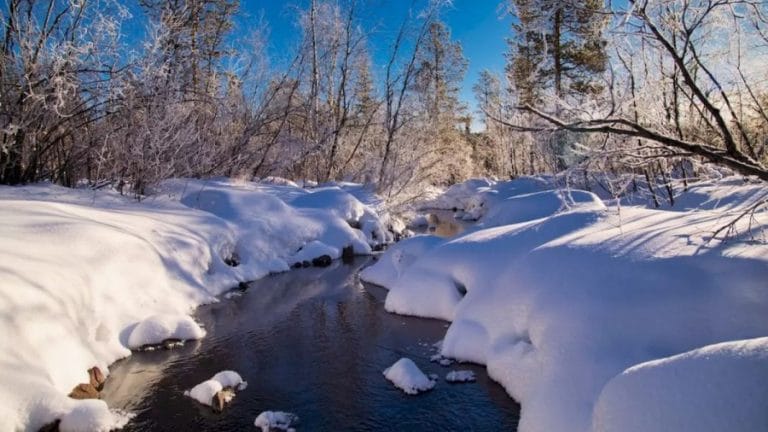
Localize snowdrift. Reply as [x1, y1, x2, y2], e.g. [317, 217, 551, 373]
[0, 178, 391, 431]
[362, 177, 768, 432]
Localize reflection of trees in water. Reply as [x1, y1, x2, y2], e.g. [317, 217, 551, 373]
[427, 213, 464, 238]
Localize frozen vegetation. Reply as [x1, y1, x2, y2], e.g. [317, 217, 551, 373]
[362, 176, 768, 432]
[0, 178, 392, 431]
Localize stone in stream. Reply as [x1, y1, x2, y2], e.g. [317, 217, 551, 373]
[341, 245, 355, 263]
[37, 419, 60, 432]
[311, 255, 332, 267]
[88, 366, 106, 391]
[212, 388, 236, 413]
[68, 383, 99, 400]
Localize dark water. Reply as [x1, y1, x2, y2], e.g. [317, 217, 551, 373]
[102, 258, 520, 431]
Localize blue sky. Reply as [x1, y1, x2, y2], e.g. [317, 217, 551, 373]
[239, 0, 511, 128]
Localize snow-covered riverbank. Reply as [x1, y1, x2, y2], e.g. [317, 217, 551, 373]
[0, 178, 393, 431]
[363, 177, 768, 432]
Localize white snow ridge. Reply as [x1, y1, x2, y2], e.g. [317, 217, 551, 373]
[383, 357, 436, 395]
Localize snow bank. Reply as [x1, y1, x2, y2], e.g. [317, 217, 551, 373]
[480, 189, 605, 228]
[592, 337, 768, 432]
[58, 400, 133, 432]
[419, 176, 550, 221]
[127, 314, 205, 349]
[253, 411, 300, 431]
[383, 358, 436, 395]
[184, 370, 247, 407]
[366, 177, 768, 432]
[360, 235, 444, 288]
[0, 178, 390, 431]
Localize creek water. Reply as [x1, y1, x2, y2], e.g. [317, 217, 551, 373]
[101, 257, 520, 431]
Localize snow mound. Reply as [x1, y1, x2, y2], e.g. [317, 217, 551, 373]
[445, 370, 476, 383]
[481, 189, 605, 228]
[0, 177, 391, 430]
[383, 358, 436, 395]
[254, 411, 299, 431]
[184, 370, 247, 407]
[59, 400, 133, 432]
[359, 235, 444, 287]
[289, 240, 340, 265]
[367, 177, 768, 431]
[291, 187, 366, 222]
[127, 314, 206, 349]
[592, 337, 768, 432]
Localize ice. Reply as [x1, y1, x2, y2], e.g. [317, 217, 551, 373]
[127, 314, 206, 349]
[254, 411, 300, 431]
[445, 370, 476, 383]
[383, 357, 436, 395]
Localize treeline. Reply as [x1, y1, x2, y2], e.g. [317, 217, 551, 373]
[479, 0, 768, 205]
[2, 0, 767, 201]
[0, 0, 489, 198]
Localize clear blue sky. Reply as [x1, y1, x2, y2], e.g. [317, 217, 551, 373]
[239, 0, 511, 130]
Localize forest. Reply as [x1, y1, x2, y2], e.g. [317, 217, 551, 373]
[2, 0, 766, 202]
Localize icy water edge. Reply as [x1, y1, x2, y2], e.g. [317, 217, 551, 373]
[101, 257, 520, 431]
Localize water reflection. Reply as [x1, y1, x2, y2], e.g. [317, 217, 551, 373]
[414, 210, 470, 238]
[102, 258, 519, 431]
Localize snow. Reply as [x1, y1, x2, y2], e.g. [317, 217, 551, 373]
[360, 235, 444, 288]
[253, 411, 299, 431]
[289, 240, 340, 266]
[445, 370, 476, 383]
[592, 337, 768, 432]
[58, 400, 133, 432]
[0, 178, 390, 431]
[184, 370, 247, 407]
[383, 358, 436, 395]
[126, 314, 206, 349]
[364, 176, 768, 432]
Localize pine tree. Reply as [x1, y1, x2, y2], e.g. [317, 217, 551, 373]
[505, 0, 608, 171]
[414, 20, 470, 184]
[506, 0, 607, 104]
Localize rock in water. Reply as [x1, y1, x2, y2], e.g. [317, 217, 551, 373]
[88, 366, 106, 391]
[341, 245, 355, 263]
[383, 357, 436, 395]
[311, 255, 332, 267]
[254, 411, 299, 431]
[69, 383, 99, 400]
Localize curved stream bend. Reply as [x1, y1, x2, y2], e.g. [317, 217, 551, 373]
[101, 257, 520, 431]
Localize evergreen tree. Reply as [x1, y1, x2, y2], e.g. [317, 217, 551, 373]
[506, 0, 608, 104]
[414, 20, 470, 184]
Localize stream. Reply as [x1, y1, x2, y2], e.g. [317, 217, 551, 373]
[102, 257, 520, 431]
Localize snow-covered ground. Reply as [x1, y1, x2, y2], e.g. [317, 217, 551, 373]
[0, 178, 393, 431]
[362, 176, 768, 432]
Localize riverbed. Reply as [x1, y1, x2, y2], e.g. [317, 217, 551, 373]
[101, 257, 520, 430]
